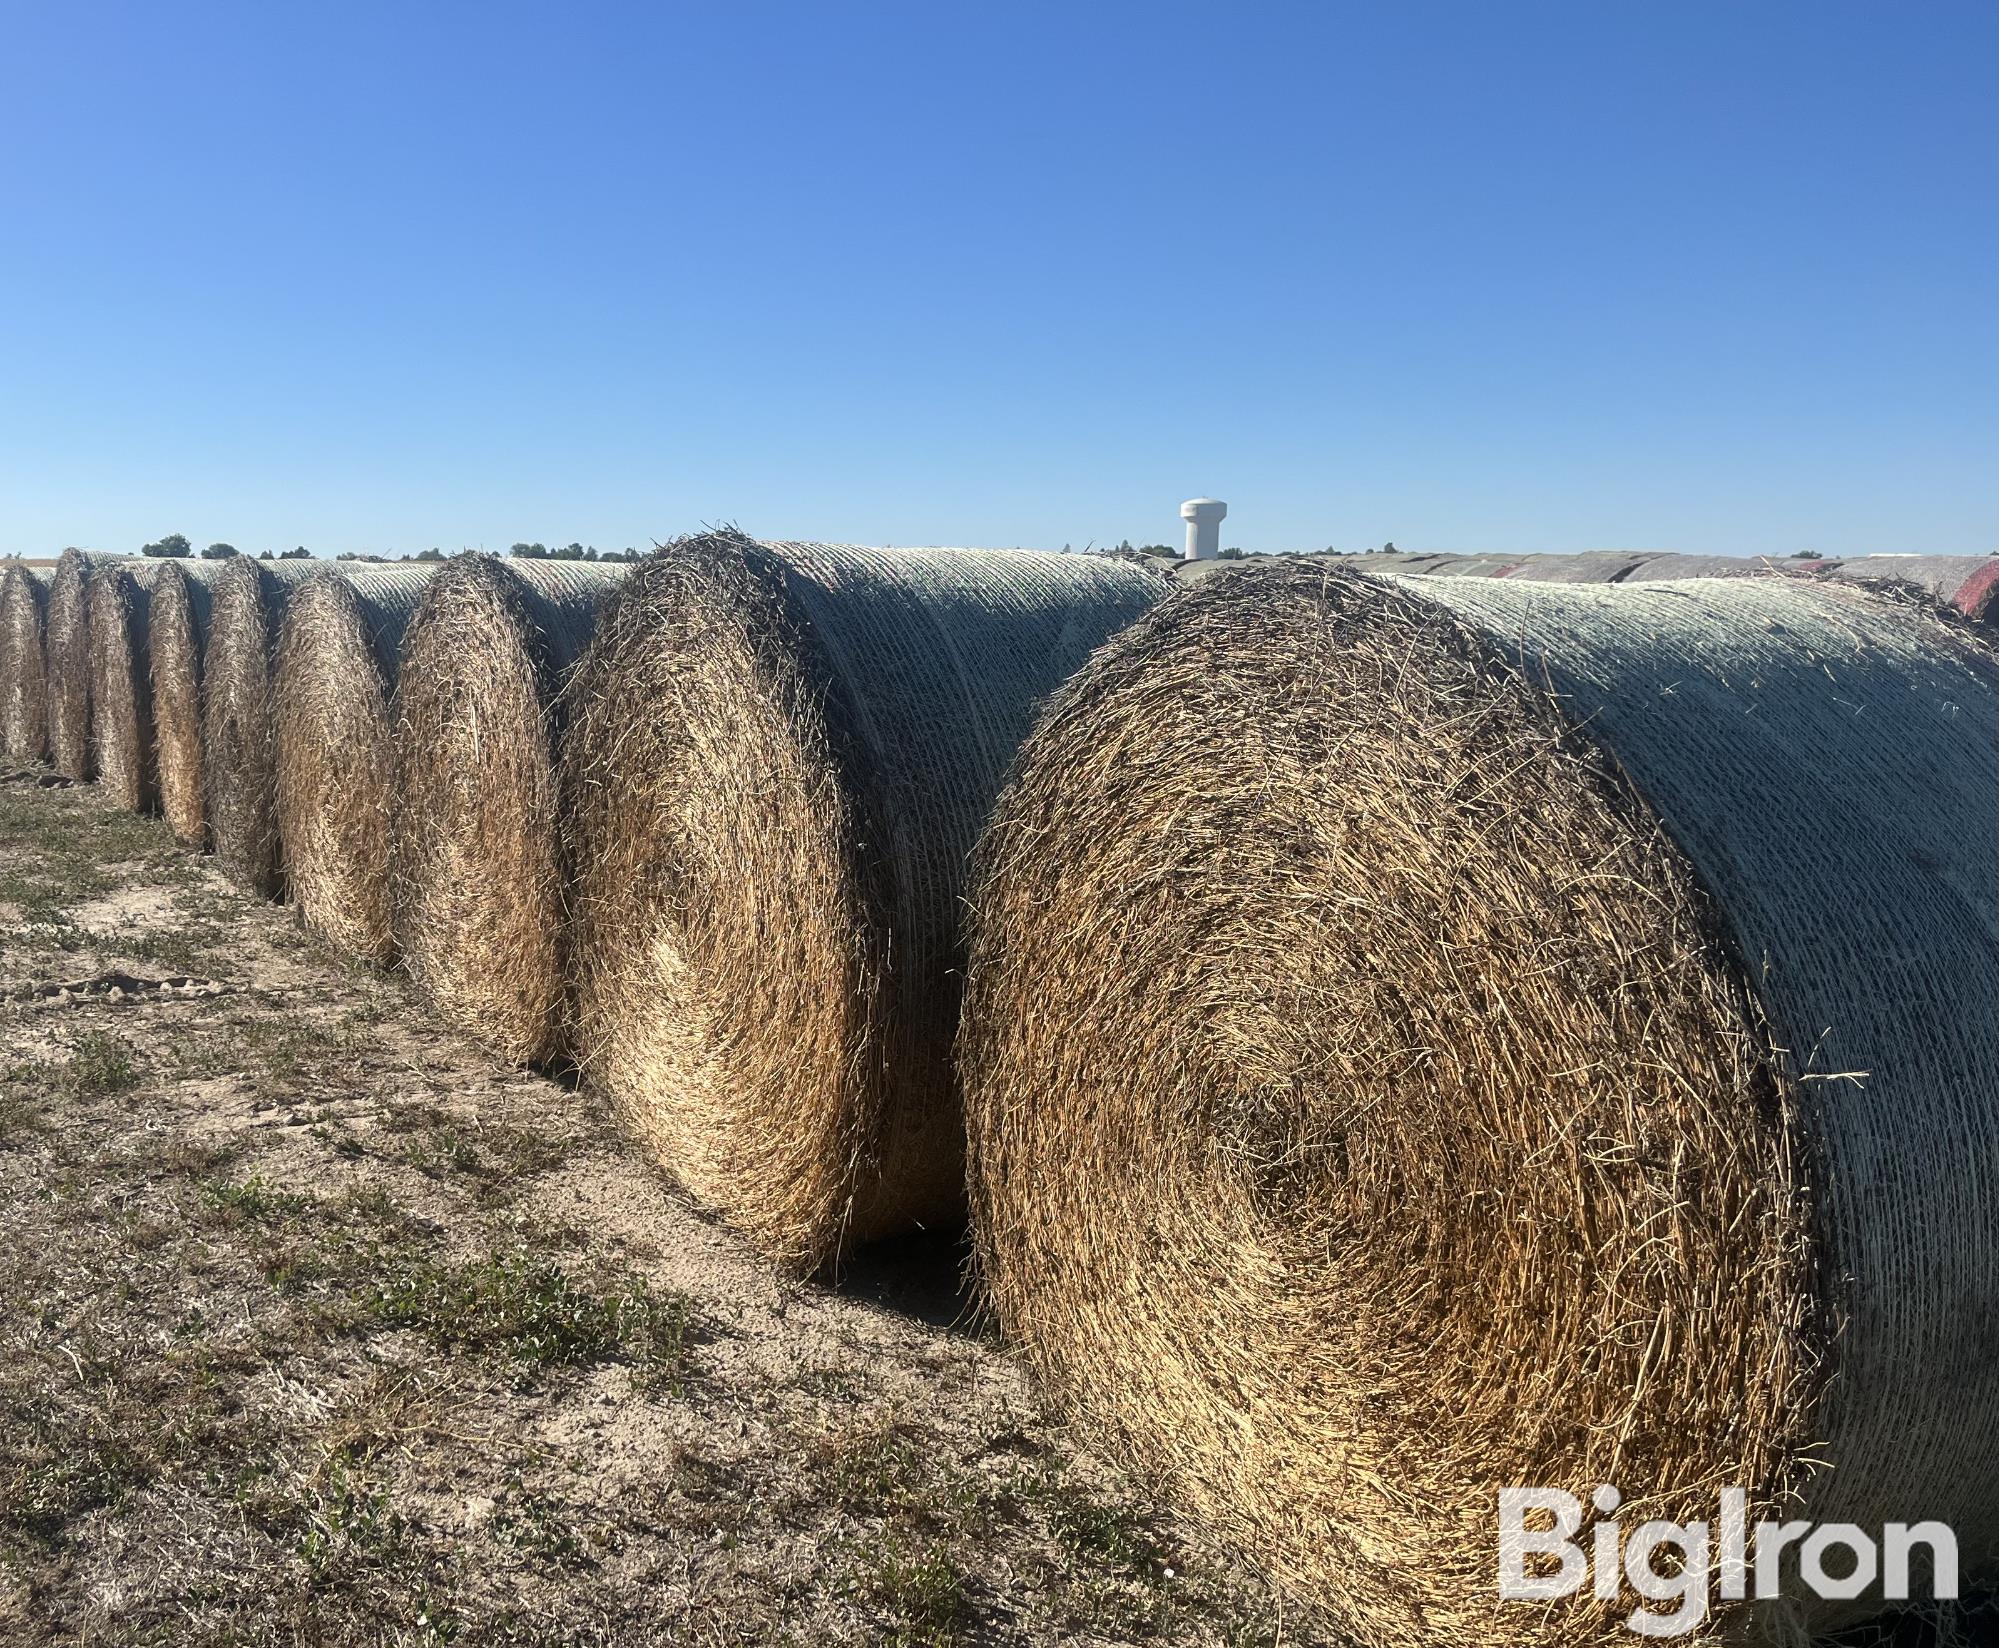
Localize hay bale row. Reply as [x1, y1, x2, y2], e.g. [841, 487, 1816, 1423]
[960, 562, 1999, 1644]
[390, 555, 632, 1065]
[86, 559, 164, 811]
[0, 560, 51, 762]
[561, 532, 1167, 1270]
[16, 530, 1998, 1638]
[274, 563, 438, 963]
[201, 557, 328, 894]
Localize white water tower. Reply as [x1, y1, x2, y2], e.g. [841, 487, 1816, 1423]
[1181, 497, 1227, 561]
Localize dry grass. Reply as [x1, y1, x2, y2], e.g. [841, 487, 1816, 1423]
[0, 559, 50, 762]
[201, 558, 323, 895]
[562, 531, 1166, 1273]
[85, 560, 162, 812]
[391, 554, 628, 1065]
[274, 565, 438, 964]
[963, 564, 1999, 1644]
[0, 767, 1294, 1648]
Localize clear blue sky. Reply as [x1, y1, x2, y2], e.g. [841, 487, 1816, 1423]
[2, 1, 1992, 558]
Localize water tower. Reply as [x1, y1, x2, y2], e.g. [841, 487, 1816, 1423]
[1180, 497, 1227, 561]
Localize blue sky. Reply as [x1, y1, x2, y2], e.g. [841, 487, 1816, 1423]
[1, 0, 1992, 558]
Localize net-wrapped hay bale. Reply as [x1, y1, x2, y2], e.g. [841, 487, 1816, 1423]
[391, 555, 629, 1064]
[201, 558, 325, 894]
[564, 533, 1166, 1272]
[1489, 549, 1666, 582]
[1620, 552, 1831, 581]
[1617, 553, 1999, 625]
[45, 548, 108, 780]
[86, 559, 164, 811]
[0, 561, 51, 762]
[148, 558, 232, 847]
[962, 563, 1999, 1646]
[275, 564, 438, 963]
[1823, 553, 1999, 625]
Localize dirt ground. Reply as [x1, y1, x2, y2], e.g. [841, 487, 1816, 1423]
[0, 768, 1309, 1648]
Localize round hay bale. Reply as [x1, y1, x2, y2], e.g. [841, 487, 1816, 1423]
[563, 533, 1166, 1272]
[961, 563, 1999, 1645]
[1483, 549, 1667, 582]
[1620, 552, 1834, 581]
[0, 561, 52, 763]
[391, 554, 630, 1064]
[201, 557, 326, 894]
[45, 548, 110, 781]
[86, 559, 165, 811]
[1385, 551, 1525, 577]
[274, 563, 439, 963]
[148, 558, 234, 847]
[1823, 553, 1999, 624]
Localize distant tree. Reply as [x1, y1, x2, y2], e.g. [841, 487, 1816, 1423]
[509, 541, 551, 559]
[414, 547, 447, 561]
[1138, 543, 1172, 556]
[1791, 549, 1818, 559]
[257, 550, 274, 560]
[1218, 546, 1247, 560]
[200, 542, 240, 560]
[141, 532, 192, 558]
[1382, 541, 1397, 553]
[280, 546, 312, 559]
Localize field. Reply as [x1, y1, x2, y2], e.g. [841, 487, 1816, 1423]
[0, 766, 1298, 1647]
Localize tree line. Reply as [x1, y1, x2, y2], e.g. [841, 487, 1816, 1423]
[137, 535, 641, 563]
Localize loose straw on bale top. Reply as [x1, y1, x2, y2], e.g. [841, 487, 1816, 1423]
[87, 559, 164, 811]
[391, 554, 629, 1065]
[961, 563, 1999, 1646]
[45, 549, 111, 781]
[563, 532, 1165, 1272]
[0, 560, 51, 762]
[274, 563, 438, 963]
[202, 558, 326, 894]
[149, 557, 233, 848]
